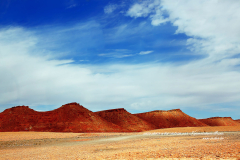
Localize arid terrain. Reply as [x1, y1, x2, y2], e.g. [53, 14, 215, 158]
[0, 126, 240, 159]
[1, 103, 240, 159]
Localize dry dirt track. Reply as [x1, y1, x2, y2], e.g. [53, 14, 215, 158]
[0, 126, 240, 160]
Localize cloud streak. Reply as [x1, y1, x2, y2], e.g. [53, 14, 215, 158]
[104, 4, 118, 14]
[139, 51, 153, 55]
[98, 49, 134, 58]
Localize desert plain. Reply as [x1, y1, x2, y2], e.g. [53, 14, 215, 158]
[0, 126, 240, 160]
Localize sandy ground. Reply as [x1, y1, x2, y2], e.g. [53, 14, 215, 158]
[0, 126, 239, 160]
[143, 126, 240, 133]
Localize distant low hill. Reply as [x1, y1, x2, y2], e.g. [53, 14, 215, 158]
[134, 109, 207, 128]
[96, 108, 158, 132]
[199, 117, 240, 126]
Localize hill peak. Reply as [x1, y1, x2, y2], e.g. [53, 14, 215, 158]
[142, 108, 183, 114]
[199, 117, 239, 126]
[2, 105, 35, 114]
[57, 102, 88, 112]
[96, 108, 157, 132]
[135, 108, 207, 128]
[200, 117, 233, 120]
[96, 108, 127, 113]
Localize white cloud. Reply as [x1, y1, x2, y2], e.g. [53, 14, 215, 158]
[162, 0, 240, 60]
[139, 51, 153, 55]
[127, 0, 240, 62]
[98, 49, 134, 58]
[150, 8, 169, 26]
[104, 4, 118, 14]
[98, 54, 133, 58]
[126, 0, 161, 18]
[126, 3, 150, 17]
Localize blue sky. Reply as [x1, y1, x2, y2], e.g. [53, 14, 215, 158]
[1, 0, 240, 119]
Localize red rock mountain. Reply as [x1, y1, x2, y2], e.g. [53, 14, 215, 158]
[235, 119, 240, 123]
[96, 108, 158, 132]
[0, 103, 124, 132]
[134, 109, 208, 128]
[199, 117, 240, 126]
[1, 104, 238, 132]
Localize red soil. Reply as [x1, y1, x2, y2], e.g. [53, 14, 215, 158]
[95, 108, 158, 132]
[199, 117, 240, 126]
[134, 109, 208, 129]
[235, 119, 240, 123]
[0, 103, 124, 132]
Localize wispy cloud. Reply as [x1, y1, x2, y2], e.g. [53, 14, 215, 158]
[139, 51, 153, 55]
[67, 4, 77, 9]
[98, 49, 134, 58]
[33, 21, 104, 59]
[98, 54, 133, 58]
[104, 4, 118, 14]
[126, 0, 168, 25]
[104, 2, 127, 14]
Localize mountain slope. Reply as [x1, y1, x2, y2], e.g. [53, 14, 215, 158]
[199, 117, 240, 126]
[96, 108, 158, 132]
[135, 109, 208, 129]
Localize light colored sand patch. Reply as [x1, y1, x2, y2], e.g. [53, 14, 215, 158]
[0, 132, 80, 141]
[144, 126, 240, 133]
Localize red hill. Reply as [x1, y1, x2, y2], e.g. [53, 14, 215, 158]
[134, 109, 208, 129]
[96, 108, 158, 132]
[0, 103, 124, 132]
[0, 106, 38, 131]
[235, 119, 240, 123]
[199, 117, 240, 126]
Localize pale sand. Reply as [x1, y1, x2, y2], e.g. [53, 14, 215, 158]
[143, 126, 240, 133]
[0, 126, 239, 159]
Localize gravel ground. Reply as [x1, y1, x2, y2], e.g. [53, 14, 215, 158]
[0, 126, 239, 159]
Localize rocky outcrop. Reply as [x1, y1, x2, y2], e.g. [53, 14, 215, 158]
[0, 103, 124, 132]
[96, 108, 157, 132]
[0, 105, 38, 132]
[199, 117, 240, 126]
[134, 109, 208, 129]
[1, 104, 238, 132]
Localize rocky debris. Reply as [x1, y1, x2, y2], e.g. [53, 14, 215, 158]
[96, 108, 158, 132]
[199, 117, 240, 126]
[134, 109, 208, 129]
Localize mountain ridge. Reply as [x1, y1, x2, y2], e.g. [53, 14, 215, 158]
[134, 109, 208, 128]
[0, 103, 239, 132]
